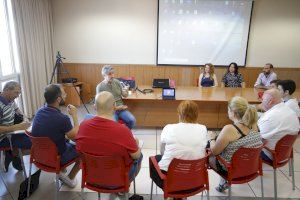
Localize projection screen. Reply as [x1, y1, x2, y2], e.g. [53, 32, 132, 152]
[157, 0, 253, 66]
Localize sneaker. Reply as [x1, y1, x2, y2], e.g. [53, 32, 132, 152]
[4, 150, 13, 172]
[215, 183, 229, 193]
[58, 172, 77, 188]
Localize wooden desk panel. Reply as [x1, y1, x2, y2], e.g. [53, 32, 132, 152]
[124, 87, 300, 128]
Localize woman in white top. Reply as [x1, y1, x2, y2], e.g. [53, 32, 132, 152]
[277, 80, 300, 117]
[150, 100, 208, 189]
[198, 63, 218, 87]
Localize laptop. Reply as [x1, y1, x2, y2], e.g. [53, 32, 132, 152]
[152, 79, 170, 88]
[162, 88, 175, 100]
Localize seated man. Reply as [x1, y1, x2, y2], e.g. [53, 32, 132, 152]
[96, 65, 136, 129]
[0, 81, 31, 172]
[277, 79, 300, 117]
[31, 84, 80, 188]
[258, 89, 299, 161]
[254, 63, 277, 89]
[76, 91, 142, 185]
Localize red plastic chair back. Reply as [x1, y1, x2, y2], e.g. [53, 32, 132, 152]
[81, 152, 129, 192]
[25, 131, 60, 171]
[230, 145, 263, 179]
[165, 156, 209, 194]
[274, 134, 298, 166]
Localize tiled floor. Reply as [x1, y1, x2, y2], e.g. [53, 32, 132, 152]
[1, 104, 299, 199]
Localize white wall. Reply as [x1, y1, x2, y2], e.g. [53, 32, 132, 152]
[52, 0, 157, 64]
[52, 0, 300, 67]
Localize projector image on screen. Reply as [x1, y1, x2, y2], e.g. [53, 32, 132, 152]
[157, 0, 253, 66]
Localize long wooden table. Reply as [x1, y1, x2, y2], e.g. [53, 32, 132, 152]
[123, 87, 300, 129]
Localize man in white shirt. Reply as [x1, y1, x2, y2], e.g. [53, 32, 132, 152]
[277, 80, 300, 117]
[258, 89, 299, 161]
[254, 63, 277, 89]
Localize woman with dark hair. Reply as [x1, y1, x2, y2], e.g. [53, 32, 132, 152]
[221, 62, 245, 88]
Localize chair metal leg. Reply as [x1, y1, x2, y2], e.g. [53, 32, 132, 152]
[150, 180, 153, 200]
[18, 149, 27, 178]
[133, 178, 136, 194]
[273, 169, 277, 200]
[98, 192, 101, 200]
[201, 191, 203, 200]
[81, 188, 84, 199]
[289, 159, 292, 176]
[207, 190, 210, 200]
[55, 174, 59, 200]
[0, 151, 4, 172]
[260, 175, 264, 199]
[125, 193, 129, 200]
[291, 157, 295, 190]
[228, 185, 232, 200]
[27, 162, 32, 198]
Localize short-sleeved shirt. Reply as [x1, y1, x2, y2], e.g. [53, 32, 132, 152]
[96, 79, 123, 106]
[0, 96, 18, 126]
[222, 73, 244, 87]
[76, 116, 138, 167]
[31, 106, 73, 155]
[284, 98, 300, 117]
[158, 123, 208, 171]
[258, 102, 299, 159]
[254, 72, 277, 87]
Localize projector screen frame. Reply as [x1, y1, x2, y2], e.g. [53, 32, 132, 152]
[155, 0, 255, 67]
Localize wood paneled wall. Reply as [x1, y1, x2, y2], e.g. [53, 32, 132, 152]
[59, 63, 300, 96]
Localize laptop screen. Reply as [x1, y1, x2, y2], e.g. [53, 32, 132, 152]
[162, 88, 175, 99]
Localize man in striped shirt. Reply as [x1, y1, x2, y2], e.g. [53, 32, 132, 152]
[0, 81, 31, 172]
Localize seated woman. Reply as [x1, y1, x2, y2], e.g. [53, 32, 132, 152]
[199, 63, 218, 87]
[208, 96, 262, 192]
[150, 100, 208, 189]
[221, 62, 245, 88]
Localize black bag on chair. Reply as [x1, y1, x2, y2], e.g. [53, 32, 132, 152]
[18, 169, 42, 200]
[14, 113, 24, 124]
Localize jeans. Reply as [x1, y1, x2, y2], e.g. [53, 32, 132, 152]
[0, 133, 31, 149]
[115, 110, 136, 129]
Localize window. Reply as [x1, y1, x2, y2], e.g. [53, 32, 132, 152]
[0, 0, 22, 109]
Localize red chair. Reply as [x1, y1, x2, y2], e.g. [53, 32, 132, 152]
[149, 155, 210, 200]
[210, 145, 264, 199]
[262, 133, 298, 200]
[80, 152, 136, 200]
[25, 131, 79, 199]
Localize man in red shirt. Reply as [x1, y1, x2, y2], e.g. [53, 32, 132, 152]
[76, 91, 142, 183]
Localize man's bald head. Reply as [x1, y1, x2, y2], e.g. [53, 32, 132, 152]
[262, 89, 282, 111]
[95, 91, 115, 115]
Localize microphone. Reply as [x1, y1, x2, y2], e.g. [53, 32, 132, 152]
[135, 86, 145, 94]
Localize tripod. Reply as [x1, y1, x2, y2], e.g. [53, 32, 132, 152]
[49, 52, 90, 113]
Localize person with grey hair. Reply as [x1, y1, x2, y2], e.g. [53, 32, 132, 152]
[96, 65, 136, 129]
[0, 81, 31, 172]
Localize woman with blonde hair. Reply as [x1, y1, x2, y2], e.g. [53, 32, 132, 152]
[150, 100, 208, 189]
[207, 96, 262, 192]
[199, 63, 218, 87]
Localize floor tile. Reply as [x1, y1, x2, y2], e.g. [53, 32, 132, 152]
[248, 170, 300, 198]
[0, 195, 12, 200]
[129, 168, 152, 194]
[0, 176, 9, 197]
[281, 170, 300, 189]
[141, 149, 156, 168]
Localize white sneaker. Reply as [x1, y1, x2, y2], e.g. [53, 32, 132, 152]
[58, 172, 77, 188]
